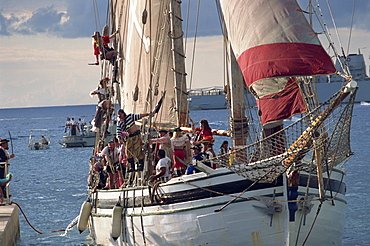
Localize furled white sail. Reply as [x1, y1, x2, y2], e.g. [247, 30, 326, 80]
[112, 0, 186, 126]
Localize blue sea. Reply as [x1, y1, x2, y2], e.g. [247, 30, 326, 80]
[0, 104, 369, 245]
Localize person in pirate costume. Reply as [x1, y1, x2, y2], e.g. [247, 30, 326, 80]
[116, 109, 154, 172]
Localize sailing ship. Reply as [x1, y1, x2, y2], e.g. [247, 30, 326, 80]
[82, 0, 358, 245]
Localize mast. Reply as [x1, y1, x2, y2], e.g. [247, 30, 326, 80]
[227, 43, 248, 147]
[169, 0, 188, 127]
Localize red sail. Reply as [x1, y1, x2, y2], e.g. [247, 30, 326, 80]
[257, 78, 306, 127]
[239, 43, 336, 87]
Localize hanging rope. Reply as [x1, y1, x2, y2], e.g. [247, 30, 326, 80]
[4, 201, 77, 234]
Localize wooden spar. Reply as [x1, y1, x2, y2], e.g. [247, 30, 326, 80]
[180, 127, 230, 137]
[283, 83, 356, 169]
[169, 0, 188, 127]
[314, 144, 326, 200]
[228, 43, 248, 147]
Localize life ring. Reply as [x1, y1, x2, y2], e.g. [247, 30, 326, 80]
[77, 199, 92, 233]
[111, 201, 123, 240]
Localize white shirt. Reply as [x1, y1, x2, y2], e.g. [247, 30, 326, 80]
[156, 156, 172, 181]
[171, 135, 189, 149]
[100, 146, 119, 164]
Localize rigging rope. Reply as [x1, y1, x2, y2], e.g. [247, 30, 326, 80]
[325, 0, 346, 58]
[346, 0, 357, 56]
[312, 1, 348, 76]
[187, 0, 201, 90]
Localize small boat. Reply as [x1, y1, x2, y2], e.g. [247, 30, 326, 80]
[83, 1, 358, 245]
[60, 123, 115, 148]
[28, 129, 50, 150]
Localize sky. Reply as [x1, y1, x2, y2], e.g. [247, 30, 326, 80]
[0, 0, 369, 109]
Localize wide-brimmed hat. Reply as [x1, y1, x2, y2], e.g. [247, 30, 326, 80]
[159, 129, 168, 133]
[190, 145, 201, 150]
[0, 138, 9, 144]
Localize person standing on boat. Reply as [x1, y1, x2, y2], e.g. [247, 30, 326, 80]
[171, 127, 190, 176]
[77, 118, 85, 135]
[0, 138, 14, 199]
[100, 140, 120, 189]
[218, 140, 229, 156]
[217, 140, 230, 166]
[190, 119, 213, 145]
[150, 129, 173, 164]
[64, 117, 71, 133]
[70, 118, 80, 136]
[201, 137, 216, 169]
[150, 149, 172, 183]
[287, 170, 300, 221]
[116, 109, 153, 172]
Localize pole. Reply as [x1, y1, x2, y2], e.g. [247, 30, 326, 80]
[8, 131, 14, 155]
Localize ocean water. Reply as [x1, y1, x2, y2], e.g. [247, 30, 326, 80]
[0, 104, 369, 245]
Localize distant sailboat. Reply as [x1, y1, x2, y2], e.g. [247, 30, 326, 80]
[84, 1, 357, 245]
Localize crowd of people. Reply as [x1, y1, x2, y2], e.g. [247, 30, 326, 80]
[88, 114, 232, 190]
[64, 117, 92, 136]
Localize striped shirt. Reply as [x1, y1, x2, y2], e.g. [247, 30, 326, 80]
[116, 113, 142, 136]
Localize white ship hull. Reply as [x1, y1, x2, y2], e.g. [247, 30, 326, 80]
[88, 168, 346, 246]
[188, 81, 370, 111]
[316, 80, 370, 103]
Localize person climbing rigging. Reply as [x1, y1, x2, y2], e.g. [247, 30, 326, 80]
[91, 31, 101, 65]
[91, 29, 119, 65]
[102, 29, 119, 64]
[90, 77, 111, 102]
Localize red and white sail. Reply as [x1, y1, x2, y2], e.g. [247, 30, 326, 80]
[219, 0, 336, 126]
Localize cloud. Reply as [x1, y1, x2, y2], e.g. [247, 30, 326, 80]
[21, 6, 65, 34]
[0, 0, 369, 39]
[0, 1, 107, 38]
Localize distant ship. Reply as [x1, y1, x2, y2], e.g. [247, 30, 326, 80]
[316, 52, 370, 103]
[188, 53, 369, 110]
[187, 87, 228, 110]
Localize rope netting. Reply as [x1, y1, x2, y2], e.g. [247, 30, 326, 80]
[205, 87, 356, 183]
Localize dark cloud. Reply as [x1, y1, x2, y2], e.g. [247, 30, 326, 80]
[23, 6, 65, 34]
[0, 1, 107, 38]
